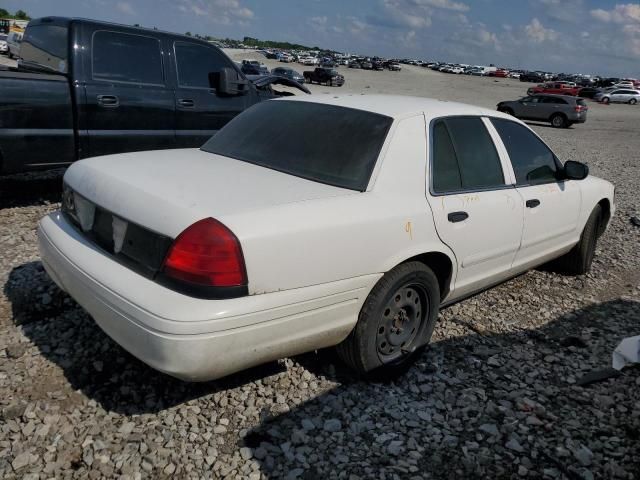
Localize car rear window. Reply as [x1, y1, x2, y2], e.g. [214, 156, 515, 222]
[20, 24, 69, 73]
[577, 99, 587, 106]
[201, 101, 393, 191]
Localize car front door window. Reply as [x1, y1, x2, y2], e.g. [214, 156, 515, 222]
[491, 117, 581, 267]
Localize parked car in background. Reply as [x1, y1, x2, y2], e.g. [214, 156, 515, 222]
[361, 61, 373, 70]
[241, 61, 269, 76]
[497, 94, 588, 128]
[271, 67, 305, 84]
[303, 67, 344, 86]
[520, 71, 546, 83]
[577, 87, 602, 99]
[0, 34, 8, 54]
[0, 17, 308, 175]
[6, 30, 22, 59]
[594, 89, 640, 104]
[528, 82, 581, 96]
[385, 61, 401, 71]
[348, 61, 361, 69]
[38, 95, 614, 381]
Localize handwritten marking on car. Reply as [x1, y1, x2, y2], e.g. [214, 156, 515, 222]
[405, 221, 413, 240]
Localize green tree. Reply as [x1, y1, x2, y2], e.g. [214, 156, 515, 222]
[14, 9, 30, 20]
[185, 31, 192, 36]
[0, 8, 10, 17]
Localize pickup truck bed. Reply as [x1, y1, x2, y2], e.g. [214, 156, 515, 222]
[0, 68, 75, 173]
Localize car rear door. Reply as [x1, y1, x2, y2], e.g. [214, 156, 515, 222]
[426, 116, 524, 299]
[539, 96, 568, 120]
[490, 118, 581, 270]
[84, 28, 176, 157]
[171, 40, 251, 148]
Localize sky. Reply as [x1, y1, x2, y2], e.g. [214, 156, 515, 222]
[3, 0, 640, 77]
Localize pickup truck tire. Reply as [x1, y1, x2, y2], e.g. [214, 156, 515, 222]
[337, 262, 440, 379]
[550, 113, 568, 128]
[555, 205, 602, 275]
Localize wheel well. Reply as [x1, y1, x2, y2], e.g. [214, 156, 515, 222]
[597, 198, 611, 237]
[402, 252, 453, 300]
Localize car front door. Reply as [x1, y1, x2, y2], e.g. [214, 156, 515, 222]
[490, 118, 581, 271]
[84, 29, 176, 157]
[172, 41, 251, 148]
[426, 116, 524, 299]
[519, 96, 543, 120]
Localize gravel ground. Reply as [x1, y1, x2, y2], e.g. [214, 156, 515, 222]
[1, 58, 639, 479]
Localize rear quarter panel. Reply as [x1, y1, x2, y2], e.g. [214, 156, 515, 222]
[221, 114, 456, 296]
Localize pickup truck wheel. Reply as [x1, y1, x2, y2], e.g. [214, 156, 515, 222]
[550, 113, 568, 128]
[555, 205, 602, 275]
[337, 262, 440, 379]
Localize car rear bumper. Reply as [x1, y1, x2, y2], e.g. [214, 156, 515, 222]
[38, 212, 377, 381]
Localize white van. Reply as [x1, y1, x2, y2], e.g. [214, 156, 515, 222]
[7, 31, 22, 59]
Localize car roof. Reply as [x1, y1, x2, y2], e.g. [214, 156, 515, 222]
[280, 94, 514, 121]
[532, 93, 580, 100]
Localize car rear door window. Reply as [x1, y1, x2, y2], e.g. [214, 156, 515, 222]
[491, 118, 560, 185]
[93, 31, 164, 85]
[174, 41, 229, 88]
[431, 117, 504, 193]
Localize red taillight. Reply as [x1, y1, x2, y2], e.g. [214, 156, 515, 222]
[162, 218, 247, 287]
[575, 105, 587, 112]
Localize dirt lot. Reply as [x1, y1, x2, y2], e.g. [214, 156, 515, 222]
[1, 52, 639, 480]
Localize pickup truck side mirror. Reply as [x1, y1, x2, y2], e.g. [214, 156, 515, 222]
[564, 160, 589, 180]
[209, 67, 249, 97]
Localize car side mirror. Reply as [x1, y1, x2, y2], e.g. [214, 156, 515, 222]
[209, 67, 249, 97]
[564, 160, 589, 180]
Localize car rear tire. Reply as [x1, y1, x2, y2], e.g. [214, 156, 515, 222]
[336, 262, 440, 379]
[555, 205, 602, 275]
[550, 113, 568, 128]
[629, 98, 637, 105]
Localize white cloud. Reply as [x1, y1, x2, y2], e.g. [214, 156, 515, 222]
[590, 4, 640, 23]
[116, 2, 135, 16]
[524, 17, 558, 43]
[416, 0, 469, 12]
[177, 0, 254, 25]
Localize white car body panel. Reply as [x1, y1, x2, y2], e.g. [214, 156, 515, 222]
[38, 95, 615, 381]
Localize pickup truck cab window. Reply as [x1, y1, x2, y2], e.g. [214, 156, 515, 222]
[491, 118, 560, 185]
[431, 117, 505, 194]
[92, 30, 164, 85]
[174, 41, 229, 89]
[20, 24, 68, 73]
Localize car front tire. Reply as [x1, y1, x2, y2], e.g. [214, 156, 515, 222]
[337, 262, 440, 379]
[602, 97, 610, 104]
[555, 205, 602, 275]
[629, 98, 637, 105]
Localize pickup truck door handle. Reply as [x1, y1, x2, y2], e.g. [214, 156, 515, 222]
[97, 95, 119, 107]
[526, 199, 541, 208]
[178, 99, 195, 108]
[447, 211, 469, 223]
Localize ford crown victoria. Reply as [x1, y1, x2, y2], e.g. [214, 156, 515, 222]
[37, 95, 615, 381]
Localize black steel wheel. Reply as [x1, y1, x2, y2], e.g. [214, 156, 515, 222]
[337, 262, 441, 378]
[376, 285, 426, 362]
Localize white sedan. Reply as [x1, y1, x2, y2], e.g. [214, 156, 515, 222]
[38, 95, 615, 381]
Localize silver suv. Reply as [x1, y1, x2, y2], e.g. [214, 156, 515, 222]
[496, 94, 588, 129]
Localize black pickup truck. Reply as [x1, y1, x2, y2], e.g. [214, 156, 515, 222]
[303, 67, 345, 87]
[0, 17, 308, 175]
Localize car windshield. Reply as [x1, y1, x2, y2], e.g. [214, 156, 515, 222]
[0, 34, 7, 41]
[201, 101, 393, 191]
